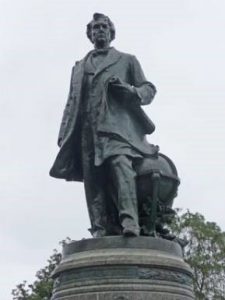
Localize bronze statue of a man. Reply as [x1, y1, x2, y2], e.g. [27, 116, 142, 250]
[50, 13, 158, 238]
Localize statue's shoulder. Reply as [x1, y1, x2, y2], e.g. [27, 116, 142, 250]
[71, 49, 137, 68]
[114, 50, 141, 69]
[72, 50, 93, 67]
[73, 58, 85, 67]
[113, 48, 136, 60]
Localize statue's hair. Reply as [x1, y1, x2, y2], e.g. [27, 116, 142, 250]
[86, 13, 116, 43]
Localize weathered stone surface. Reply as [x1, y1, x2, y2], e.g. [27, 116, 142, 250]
[62, 235, 183, 256]
[51, 236, 194, 300]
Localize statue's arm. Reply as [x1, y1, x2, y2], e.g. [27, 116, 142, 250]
[57, 66, 75, 147]
[130, 56, 157, 106]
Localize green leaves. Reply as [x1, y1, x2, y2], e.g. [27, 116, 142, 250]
[170, 210, 225, 299]
[12, 249, 61, 300]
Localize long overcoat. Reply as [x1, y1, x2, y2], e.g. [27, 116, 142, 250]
[50, 48, 157, 181]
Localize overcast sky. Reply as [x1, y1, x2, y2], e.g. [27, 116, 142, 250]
[1, 1, 225, 299]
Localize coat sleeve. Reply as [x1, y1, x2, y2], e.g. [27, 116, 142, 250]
[130, 56, 157, 105]
[57, 66, 75, 146]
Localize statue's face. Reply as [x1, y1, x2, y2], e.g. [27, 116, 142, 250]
[91, 18, 111, 48]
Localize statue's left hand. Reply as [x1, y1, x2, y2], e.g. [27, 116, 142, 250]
[109, 77, 138, 103]
[108, 76, 122, 85]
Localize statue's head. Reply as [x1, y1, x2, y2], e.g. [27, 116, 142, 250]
[86, 13, 115, 48]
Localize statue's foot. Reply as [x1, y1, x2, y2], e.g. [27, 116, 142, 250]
[157, 226, 170, 235]
[160, 233, 176, 240]
[148, 230, 157, 237]
[123, 227, 140, 237]
[92, 229, 107, 238]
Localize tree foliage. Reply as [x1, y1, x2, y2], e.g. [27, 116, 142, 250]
[170, 210, 225, 299]
[12, 249, 61, 300]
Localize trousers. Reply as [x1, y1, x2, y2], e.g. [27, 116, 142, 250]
[81, 118, 139, 235]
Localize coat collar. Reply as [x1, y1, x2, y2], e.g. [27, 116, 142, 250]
[93, 47, 121, 78]
[77, 47, 121, 78]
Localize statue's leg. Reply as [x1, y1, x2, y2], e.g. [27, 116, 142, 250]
[105, 182, 123, 235]
[107, 155, 140, 237]
[81, 122, 107, 238]
[82, 158, 107, 238]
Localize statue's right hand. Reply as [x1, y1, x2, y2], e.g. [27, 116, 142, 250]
[109, 76, 122, 85]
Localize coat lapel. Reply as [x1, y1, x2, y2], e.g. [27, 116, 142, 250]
[74, 48, 121, 81]
[94, 47, 121, 78]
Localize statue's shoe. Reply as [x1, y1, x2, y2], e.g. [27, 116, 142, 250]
[123, 227, 140, 237]
[92, 229, 106, 238]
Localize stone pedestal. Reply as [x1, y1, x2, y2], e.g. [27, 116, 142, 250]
[51, 236, 194, 300]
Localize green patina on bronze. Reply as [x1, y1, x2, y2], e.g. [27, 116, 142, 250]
[50, 13, 180, 239]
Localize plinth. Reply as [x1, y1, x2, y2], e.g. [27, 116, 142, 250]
[51, 236, 194, 300]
